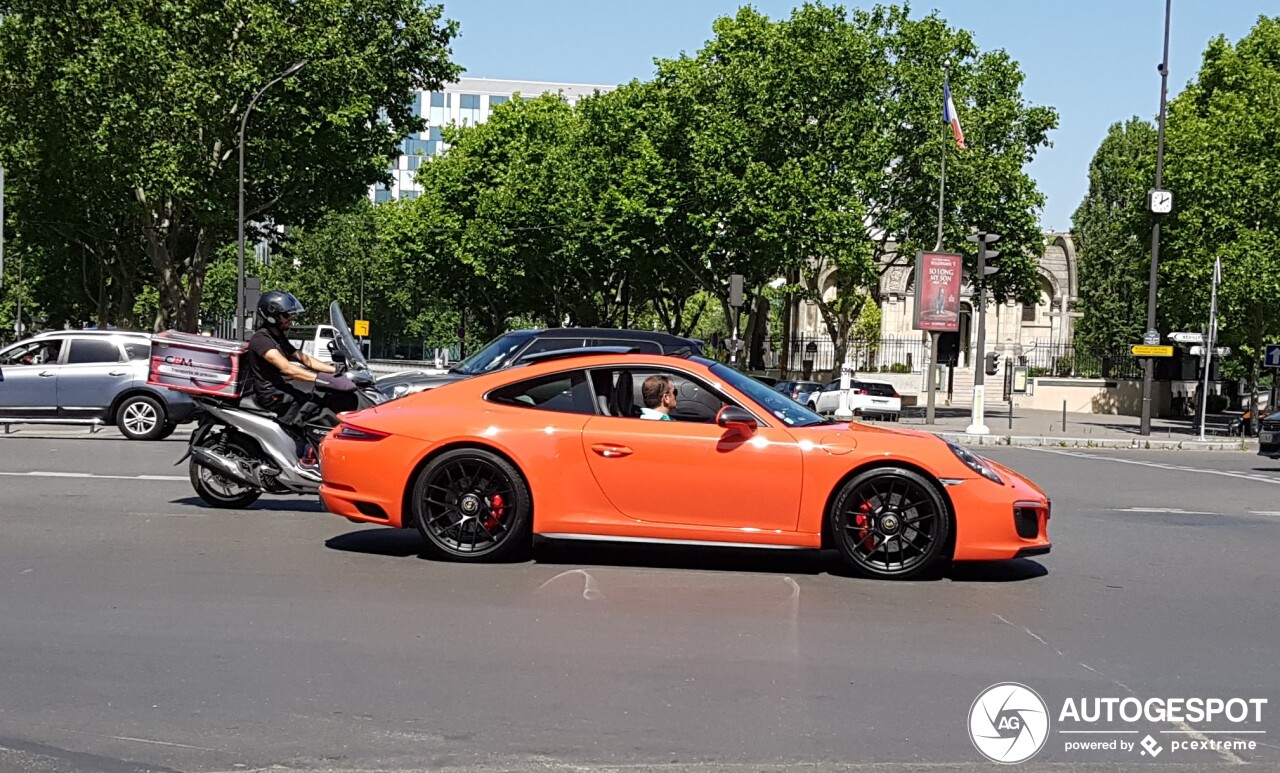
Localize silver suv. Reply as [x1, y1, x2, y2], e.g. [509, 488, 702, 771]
[0, 330, 195, 440]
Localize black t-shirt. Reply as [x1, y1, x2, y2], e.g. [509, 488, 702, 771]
[247, 326, 301, 400]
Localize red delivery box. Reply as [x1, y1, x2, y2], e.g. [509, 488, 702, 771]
[148, 331, 250, 398]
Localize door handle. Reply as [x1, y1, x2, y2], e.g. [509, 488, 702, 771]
[109, 370, 128, 376]
[590, 443, 633, 458]
[39, 371, 55, 378]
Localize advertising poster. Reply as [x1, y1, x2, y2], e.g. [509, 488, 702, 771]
[913, 251, 963, 332]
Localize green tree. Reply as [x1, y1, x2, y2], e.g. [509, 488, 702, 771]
[1162, 16, 1280, 414]
[1072, 118, 1157, 351]
[644, 3, 1056, 366]
[0, 0, 460, 331]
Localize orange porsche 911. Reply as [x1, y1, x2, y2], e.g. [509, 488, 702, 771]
[319, 349, 1050, 579]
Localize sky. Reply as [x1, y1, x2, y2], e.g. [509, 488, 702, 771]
[435, 0, 1272, 234]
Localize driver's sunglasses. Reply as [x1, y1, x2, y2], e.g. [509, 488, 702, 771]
[278, 312, 292, 320]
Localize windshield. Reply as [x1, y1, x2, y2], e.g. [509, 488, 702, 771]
[450, 332, 529, 375]
[328, 302, 369, 370]
[705, 360, 833, 428]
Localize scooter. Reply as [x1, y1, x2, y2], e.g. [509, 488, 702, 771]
[179, 302, 386, 509]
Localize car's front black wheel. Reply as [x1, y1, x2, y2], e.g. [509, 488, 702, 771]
[829, 467, 950, 580]
[411, 448, 531, 562]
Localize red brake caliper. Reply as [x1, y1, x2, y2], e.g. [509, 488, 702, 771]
[857, 500, 876, 551]
[483, 494, 505, 532]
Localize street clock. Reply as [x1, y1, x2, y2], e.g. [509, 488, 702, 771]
[1148, 188, 1173, 215]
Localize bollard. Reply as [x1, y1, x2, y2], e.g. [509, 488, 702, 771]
[1062, 400, 1067, 434]
[1009, 398, 1014, 430]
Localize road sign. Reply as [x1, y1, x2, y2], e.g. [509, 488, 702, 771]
[354, 319, 370, 337]
[1143, 329, 1161, 346]
[1267, 344, 1280, 368]
[1168, 331, 1204, 344]
[1189, 346, 1230, 357]
[1131, 344, 1174, 357]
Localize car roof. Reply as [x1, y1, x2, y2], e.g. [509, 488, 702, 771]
[500, 327, 701, 345]
[32, 329, 150, 339]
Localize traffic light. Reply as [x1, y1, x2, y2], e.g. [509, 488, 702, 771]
[965, 231, 1002, 278]
[985, 351, 999, 376]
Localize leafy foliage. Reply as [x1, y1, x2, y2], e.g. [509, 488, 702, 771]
[0, 0, 460, 331]
[1072, 118, 1157, 350]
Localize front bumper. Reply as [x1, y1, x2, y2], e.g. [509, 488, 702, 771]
[947, 460, 1052, 562]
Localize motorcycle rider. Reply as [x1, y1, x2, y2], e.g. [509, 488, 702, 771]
[246, 291, 357, 465]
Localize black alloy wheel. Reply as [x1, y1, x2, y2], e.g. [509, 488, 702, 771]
[829, 467, 950, 579]
[411, 449, 531, 562]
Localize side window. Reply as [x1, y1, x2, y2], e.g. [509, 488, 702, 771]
[518, 337, 586, 360]
[592, 368, 730, 423]
[825, 380, 841, 392]
[487, 370, 596, 415]
[67, 339, 123, 364]
[1, 340, 63, 366]
[123, 341, 151, 361]
[590, 338, 662, 354]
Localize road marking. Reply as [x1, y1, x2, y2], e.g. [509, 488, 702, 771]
[0, 471, 186, 481]
[1249, 511, 1280, 516]
[1029, 447, 1280, 486]
[992, 612, 1244, 765]
[1117, 507, 1220, 515]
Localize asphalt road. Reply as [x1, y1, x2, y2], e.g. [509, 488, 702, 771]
[0, 431, 1278, 773]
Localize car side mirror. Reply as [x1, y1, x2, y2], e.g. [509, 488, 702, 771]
[716, 406, 757, 434]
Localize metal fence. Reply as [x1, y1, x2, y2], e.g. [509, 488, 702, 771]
[1017, 342, 1143, 380]
[781, 336, 928, 374]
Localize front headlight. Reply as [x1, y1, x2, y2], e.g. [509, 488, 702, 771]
[946, 441, 1004, 485]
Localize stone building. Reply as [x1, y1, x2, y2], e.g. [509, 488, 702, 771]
[784, 232, 1080, 403]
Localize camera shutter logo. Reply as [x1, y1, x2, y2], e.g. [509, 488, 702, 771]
[969, 683, 1050, 764]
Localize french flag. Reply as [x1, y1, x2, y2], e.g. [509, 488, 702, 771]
[943, 80, 966, 149]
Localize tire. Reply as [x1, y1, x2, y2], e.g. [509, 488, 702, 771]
[189, 435, 262, 510]
[155, 423, 178, 440]
[411, 448, 532, 562]
[116, 394, 168, 441]
[829, 467, 950, 580]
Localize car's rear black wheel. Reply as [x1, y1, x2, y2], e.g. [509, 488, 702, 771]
[116, 394, 168, 440]
[829, 467, 950, 579]
[412, 449, 531, 562]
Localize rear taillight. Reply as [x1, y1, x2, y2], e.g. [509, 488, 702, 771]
[855, 389, 868, 395]
[335, 423, 389, 441]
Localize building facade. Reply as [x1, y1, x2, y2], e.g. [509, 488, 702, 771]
[785, 233, 1080, 399]
[370, 77, 616, 203]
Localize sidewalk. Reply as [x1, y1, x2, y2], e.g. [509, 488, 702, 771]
[893, 405, 1257, 452]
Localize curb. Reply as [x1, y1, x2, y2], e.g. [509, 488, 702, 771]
[922, 430, 1253, 452]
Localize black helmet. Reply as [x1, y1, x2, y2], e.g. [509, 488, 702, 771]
[257, 291, 305, 325]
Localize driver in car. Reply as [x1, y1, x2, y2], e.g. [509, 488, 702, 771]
[247, 291, 357, 463]
[639, 375, 678, 421]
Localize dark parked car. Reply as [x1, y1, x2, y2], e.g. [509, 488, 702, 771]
[1256, 413, 1280, 457]
[0, 330, 196, 439]
[773, 379, 824, 405]
[375, 328, 704, 399]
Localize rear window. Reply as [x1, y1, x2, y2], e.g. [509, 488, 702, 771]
[861, 382, 898, 397]
[67, 339, 122, 364]
[123, 341, 151, 361]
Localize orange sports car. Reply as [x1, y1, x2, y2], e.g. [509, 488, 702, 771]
[319, 350, 1050, 579]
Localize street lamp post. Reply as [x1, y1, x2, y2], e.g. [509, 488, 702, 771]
[1140, 0, 1172, 436]
[235, 60, 308, 341]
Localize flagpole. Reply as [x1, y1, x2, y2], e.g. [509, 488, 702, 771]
[935, 76, 947, 252]
[1198, 256, 1220, 441]
[926, 74, 950, 425]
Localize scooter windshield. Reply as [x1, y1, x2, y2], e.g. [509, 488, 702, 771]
[329, 302, 370, 371]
